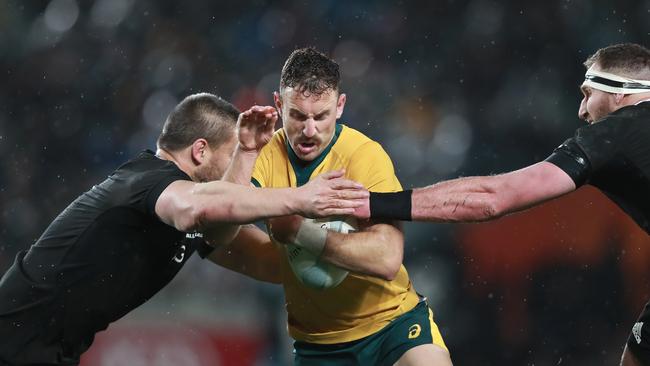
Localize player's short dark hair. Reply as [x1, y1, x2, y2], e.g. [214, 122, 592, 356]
[280, 47, 340, 97]
[157, 93, 240, 152]
[584, 43, 650, 78]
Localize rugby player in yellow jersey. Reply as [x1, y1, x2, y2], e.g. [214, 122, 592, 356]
[249, 48, 453, 366]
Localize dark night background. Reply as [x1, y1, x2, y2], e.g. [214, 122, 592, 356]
[1, 1, 649, 364]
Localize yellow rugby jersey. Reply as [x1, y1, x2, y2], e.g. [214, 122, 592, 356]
[252, 124, 420, 344]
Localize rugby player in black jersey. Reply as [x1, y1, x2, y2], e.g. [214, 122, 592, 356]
[358, 43, 650, 365]
[0, 93, 367, 365]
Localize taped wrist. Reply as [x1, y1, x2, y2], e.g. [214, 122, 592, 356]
[369, 190, 413, 221]
[294, 218, 328, 256]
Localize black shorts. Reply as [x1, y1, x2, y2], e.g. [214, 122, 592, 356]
[627, 301, 650, 364]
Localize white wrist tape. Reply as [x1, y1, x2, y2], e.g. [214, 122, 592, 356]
[294, 218, 328, 256]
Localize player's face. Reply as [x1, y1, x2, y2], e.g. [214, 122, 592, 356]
[195, 133, 238, 182]
[578, 85, 617, 124]
[276, 87, 346, 161]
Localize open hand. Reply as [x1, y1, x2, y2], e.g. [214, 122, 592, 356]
[236, 105, 277, 152]
[297, 170, 369, 218]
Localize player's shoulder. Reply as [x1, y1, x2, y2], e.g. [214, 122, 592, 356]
[578, 102, 650, 141]
[608, 101, 650, 121]
[258, 129, 288, 158]
[335, 124, 385, 157]
[114, 150, 186, 179]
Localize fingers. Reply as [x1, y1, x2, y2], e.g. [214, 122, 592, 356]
[335, 190, 369, 199]
[321, 208, 356, 216]
[329, 177, 366, 190]
[316, 171, 364, 190]
[318, 169, 345, 180]
[240, 105, 278, 122]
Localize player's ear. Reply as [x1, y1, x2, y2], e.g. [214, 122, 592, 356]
[614, 93, 626, 105]
[336, 93, 346, 119]
[273, 91, 282, 116]
[190, 138, 208, 166]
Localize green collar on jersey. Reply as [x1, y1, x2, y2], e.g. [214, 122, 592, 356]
[286, 123, 343, 187]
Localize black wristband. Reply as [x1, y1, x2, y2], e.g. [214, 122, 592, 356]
[369, 190, 412, 221]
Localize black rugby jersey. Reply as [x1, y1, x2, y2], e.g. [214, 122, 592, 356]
[0, 150, 213, 365]
[546, 102, 650, 233]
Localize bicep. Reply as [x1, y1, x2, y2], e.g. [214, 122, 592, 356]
[500, 161, 577, 210]
[154, 180, 198, 231]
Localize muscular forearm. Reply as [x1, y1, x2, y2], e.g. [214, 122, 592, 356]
[411, 176, 503, 222]
[369, 162, 577, 222]
[369, 177, 502, 222]
[208, 147, 259, 245]
[319, 223, 403, 281]
[222, 146, 259, 185]
[194, 182, 301, 226]
[163, 171, 365, 233]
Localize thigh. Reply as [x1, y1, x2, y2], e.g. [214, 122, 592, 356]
[394, 344, 452, 366]
[293, 340, 360, 366]
[380, 302, 451, 366]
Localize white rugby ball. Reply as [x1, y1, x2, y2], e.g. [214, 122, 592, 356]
[284, 217, 357, 290]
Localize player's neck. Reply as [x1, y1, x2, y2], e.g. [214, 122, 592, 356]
[156, 148, 196, 180]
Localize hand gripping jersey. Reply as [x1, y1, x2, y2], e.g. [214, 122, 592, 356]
[252, 124, 420, 344]
[0, 150, 212, 365]
[546, 102, 650, 233]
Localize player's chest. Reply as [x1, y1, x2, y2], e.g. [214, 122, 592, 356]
[267, 156, 346, 187]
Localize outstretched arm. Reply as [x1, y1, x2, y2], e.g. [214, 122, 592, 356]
[361, 161, 576, 222]
[412, 162, 576, 221]
[155, 170, 368, 234]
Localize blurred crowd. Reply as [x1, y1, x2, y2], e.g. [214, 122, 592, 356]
[1, 0, 649, 365]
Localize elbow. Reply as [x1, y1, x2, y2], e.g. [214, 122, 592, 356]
[478, 178, 516, 221]
[175, 205, 204, 232]
[191, 200, 243, 230]
[178, 199, 232, 232]
[481, 199, 503, 221]
[375, 259, 400, 281]
[387, 253, 403, 281]
[376, 242, 403, 281]
[476, 190, 507, 221]
[378, 264, 400, 281]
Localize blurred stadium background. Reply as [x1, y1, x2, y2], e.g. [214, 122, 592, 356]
[1, 0, 650, 365]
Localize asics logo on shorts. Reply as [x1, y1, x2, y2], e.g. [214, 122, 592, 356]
[633, 322, 644, 344]
[408, 324, 421, 339]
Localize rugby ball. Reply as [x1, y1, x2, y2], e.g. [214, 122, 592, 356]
[284, 217, 357, 290]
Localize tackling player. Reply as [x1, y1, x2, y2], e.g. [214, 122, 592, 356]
[359, 43, 650, 366]
[0, 93, 367, 365]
